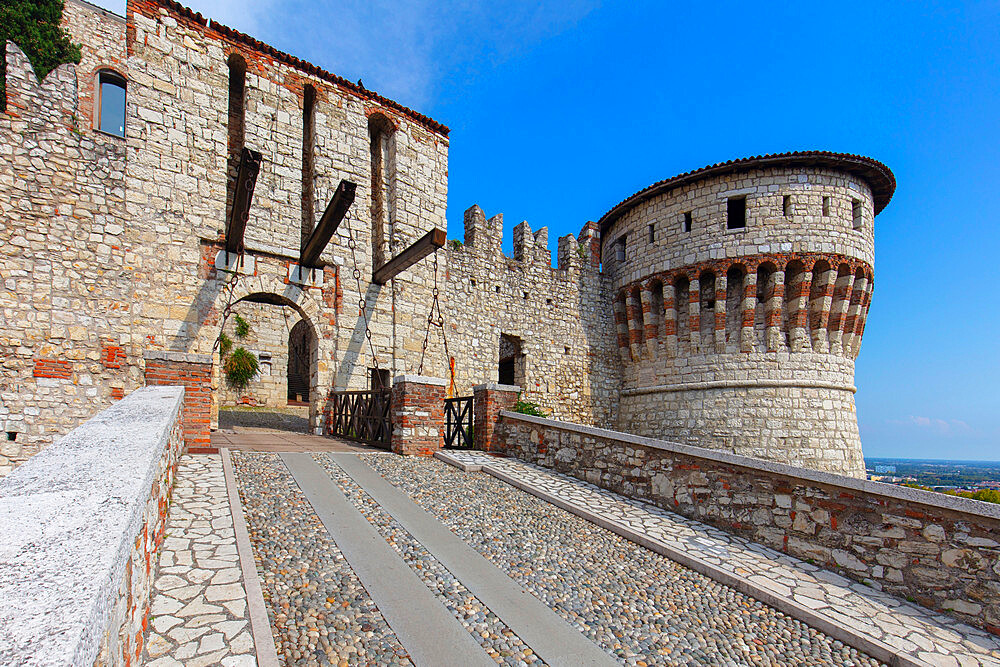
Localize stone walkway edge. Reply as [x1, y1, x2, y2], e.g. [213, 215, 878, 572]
[435, 450, 998, 667]
[220, 448, 280, 667]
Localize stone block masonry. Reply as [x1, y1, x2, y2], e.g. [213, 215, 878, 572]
[0, 386, 185, 666]
[493, 411, 1000, 635]
[391, 375, 446, 456]
[144, 351, 213, 451]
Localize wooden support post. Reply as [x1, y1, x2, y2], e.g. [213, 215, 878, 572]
[225, 147, 262, 255]
[300, 179, 357, 267]
[372, 228, 446, 285]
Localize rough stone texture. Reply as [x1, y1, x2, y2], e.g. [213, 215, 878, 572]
[493, 411, 1000, 635]
[1, 0, 892, 483]
[0, 386, 184, 666]
[144, 351, 213, 450]
[141, 455, 256, 667]
[390, 376, 445, 456]
[604, 168, 878, 477]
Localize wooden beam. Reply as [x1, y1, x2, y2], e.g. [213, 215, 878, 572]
[300, 179, 356, 267]
[225, 147, 262, 255]
[372, 228, 446, 285]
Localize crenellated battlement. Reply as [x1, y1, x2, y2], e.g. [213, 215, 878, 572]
[458, 204, 600, 273]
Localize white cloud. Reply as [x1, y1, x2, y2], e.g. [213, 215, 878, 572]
[886, 415, 973, 436]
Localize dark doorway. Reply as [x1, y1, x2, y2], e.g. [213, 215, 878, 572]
[499, 333, 524, 386]
[287, 319, 312, 403]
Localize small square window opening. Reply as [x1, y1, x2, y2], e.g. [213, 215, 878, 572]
[648, 224, 655, 243]
[727, 197, 746, 230]
[615, 235, 626, 262]
[822, 196, 831, 216]
[7, 432, 16, 442]
[683, 211, 692, 233]
[852, 200, 863, 229]
[782, 195, 791, 217]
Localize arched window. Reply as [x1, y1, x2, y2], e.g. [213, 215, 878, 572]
[96, 70, 126, 137]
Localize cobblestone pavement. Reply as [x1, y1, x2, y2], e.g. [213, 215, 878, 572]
[362, 452, 883, 666]
[231, 451, 412, 666]
[315, 454, 545, 666]
[142, 455, 257, 667]
[438, 450, 1000, 667]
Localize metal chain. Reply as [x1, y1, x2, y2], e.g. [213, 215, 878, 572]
[344, 217, 382, 388]
[417, 251, 455, 395]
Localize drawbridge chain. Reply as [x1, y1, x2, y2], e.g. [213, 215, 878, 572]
[418, 251, 455, 396]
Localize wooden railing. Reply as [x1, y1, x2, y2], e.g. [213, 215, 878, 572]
[326, 389, 392, 448]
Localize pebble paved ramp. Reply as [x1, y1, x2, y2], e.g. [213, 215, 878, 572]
[232, 450, 887, 666]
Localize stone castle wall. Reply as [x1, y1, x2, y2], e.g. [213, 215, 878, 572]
[602, 165, 882, 476]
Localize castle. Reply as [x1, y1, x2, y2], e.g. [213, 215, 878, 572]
[0, 0, 893, 479]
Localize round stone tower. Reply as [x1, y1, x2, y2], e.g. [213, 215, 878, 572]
[600, 151, 895, 478]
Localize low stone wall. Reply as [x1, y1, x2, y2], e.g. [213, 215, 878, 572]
[0, 386, 185, 666]
[494, 411, 1000, 634]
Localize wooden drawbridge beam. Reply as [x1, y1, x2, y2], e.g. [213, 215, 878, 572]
[300, 179, 356, 268]
[372, 228, 446, 285]
[225, 147, 262, 255]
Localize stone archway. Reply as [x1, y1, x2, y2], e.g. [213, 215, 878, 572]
[217, 290, 325, 433]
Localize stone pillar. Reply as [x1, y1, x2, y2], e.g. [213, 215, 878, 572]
[851, 281, 874, 358]
[714, 273, 727, 354]
[640, 286, 657, 358]
[843, 274, 868, 356]
[626, 290, 643, 361]
[663, 282, 677, 357]
[788, 269, 812, 353]
[811, 266, 838, 353]
[765, 270, 784, 352]
[390, 375, 446, 456]
[688, 277, 700, 353]
[143, 350, 213, 452]
[473, 382, 520, 453]
[613, 295, 630, 363]
[740, 270, 757, 353]
[828, 271, 855, 354]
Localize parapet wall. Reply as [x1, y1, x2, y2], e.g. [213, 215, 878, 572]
[0, 386, 185, 666]
[494, 412, 1000, 634]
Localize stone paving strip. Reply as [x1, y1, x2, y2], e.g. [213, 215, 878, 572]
[142, 455, 257, 667]
[231, 451, 412, 666]
[315, 452, 615, 667]
[363, 452, 882, 667]
[314, 454, 547, 665]
[437, 449, 1000, 667]
[279, 452, 496, 667]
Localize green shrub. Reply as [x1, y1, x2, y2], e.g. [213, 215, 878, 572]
[233, 313, 251, 340]
[217, 331, 233, 359]
[512, 394, 546, 417]
[450, 239, 464, 250]
[223, 347, 259, 392]
[0, 0, 81, 110]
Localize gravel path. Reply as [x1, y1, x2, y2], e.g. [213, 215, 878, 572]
[315, 454, 545, 666]
[361, 452, 884, 667]
[232, 451, 411, 666]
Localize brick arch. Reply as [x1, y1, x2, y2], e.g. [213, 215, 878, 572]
[228, 283, 323, 325]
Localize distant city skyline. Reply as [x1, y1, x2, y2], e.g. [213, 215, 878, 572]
[89, 0, 1000, 460]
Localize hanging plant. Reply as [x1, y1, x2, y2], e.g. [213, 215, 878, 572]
[233, 313, 251, 340]
[223, 346, 259, 392]
[217, 331, 233, 359]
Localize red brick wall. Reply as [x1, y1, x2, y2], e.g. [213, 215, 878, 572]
[144, 357, 212, 450]
[473, 383, 519, 452]
[33, 358, 72, 379]
[390, 377, 445, 456]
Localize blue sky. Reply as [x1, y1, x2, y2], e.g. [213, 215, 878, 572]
[95, 0, 1000, 461]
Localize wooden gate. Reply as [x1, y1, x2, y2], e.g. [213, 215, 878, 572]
[444, 396, 474, 449]
[327, 389, 392, 449]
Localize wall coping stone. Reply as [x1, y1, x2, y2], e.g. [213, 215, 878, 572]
[473, 383, 521, 393]
[143, 350, 213, 365]
[0, 386, 185, 666]
[622, 379, 857, 395]
[393, 375, 447, 387]
[498, 411, 1000, 523]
